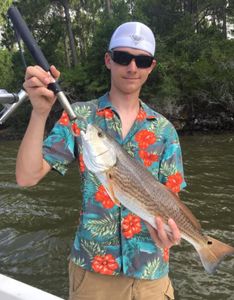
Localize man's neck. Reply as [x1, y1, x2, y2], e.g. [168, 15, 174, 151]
[108, 89, 140, 113]
[108, 89, 141, 139]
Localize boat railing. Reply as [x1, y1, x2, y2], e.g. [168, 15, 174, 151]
[0, 89, 28, 124]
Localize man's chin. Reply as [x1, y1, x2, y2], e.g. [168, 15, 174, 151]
[120, 85, 141, 95]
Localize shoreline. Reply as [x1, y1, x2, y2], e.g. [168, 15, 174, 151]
[0, 127, 233, 142]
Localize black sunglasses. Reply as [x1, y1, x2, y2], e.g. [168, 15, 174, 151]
[109, 50, 154, 68]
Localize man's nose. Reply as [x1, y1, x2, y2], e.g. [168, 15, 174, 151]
[127, 59, 138, 71]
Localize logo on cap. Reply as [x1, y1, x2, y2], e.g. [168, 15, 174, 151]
[130, 34, 143, 45]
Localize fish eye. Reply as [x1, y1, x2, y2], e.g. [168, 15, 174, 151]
[97, 130, 104, 138]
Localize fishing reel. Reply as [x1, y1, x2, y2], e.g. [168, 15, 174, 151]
[0, 89, 28, 124]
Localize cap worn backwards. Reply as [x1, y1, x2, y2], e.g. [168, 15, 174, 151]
[108, 22, 156, 56]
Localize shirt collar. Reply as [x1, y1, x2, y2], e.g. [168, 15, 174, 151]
[97, 93, 113, 111]
[97, 92, 157, 120]
[139, 101, 157, 120]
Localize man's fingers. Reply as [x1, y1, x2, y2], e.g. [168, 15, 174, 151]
[168, 218, 181, 245]
[24, 76, 47, 89]
[50, 65, 60, 80]
[25, 66, 54, 85]
[145, 217, 181, 248]
[156, 216, 174, 246]
[26, 86, 55, 100]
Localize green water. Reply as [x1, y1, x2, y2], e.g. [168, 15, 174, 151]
[0, 133, 233, 299]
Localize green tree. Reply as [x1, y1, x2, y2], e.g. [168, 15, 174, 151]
[0, 0, 234, 134]
[0, 0, 13, 25]
[0, 49, 13, 89]
[54, 0, 78, 67]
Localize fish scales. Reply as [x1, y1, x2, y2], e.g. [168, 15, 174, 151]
[109, 150, 205, 244]
[112, 142, 198, 226]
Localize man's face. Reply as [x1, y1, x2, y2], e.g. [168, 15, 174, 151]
[105, 47, 156, 96]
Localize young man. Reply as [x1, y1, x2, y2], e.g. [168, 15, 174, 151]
[16, 22, 186, 300]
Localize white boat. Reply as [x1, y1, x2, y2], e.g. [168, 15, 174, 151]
[0, 274, 64, 300]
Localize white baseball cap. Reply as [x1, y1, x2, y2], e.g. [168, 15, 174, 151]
[108, 21, 156, 56]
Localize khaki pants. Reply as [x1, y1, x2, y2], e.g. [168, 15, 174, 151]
[69, 260, 174, 300]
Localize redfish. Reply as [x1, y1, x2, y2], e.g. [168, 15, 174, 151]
[81, 124, 234, 274]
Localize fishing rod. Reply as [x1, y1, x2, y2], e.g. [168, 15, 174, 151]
[0, 5, 77, 124]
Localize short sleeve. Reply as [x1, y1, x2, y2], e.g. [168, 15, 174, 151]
[43, 121, 76, 175]
[158, 126, 186, 193]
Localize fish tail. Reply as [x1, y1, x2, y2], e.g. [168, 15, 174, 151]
[197, 236, 234, 274]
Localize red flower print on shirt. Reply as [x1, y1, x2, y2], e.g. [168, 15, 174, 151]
[95, 185, 115, 209]
[139, 150, 159, 167]
[136, 109, 147, 121]
[79, 154, 85, 173]
[165, 172, 183, 193]
[96, 108, 114, 119]
[163, 248, 169, 262]
[135, 130, 156, 149]
[58, 111, 69, 126]
[71, 122, 80, 136]
[92, 254, 119, 275]
[122, 214, 142, 239]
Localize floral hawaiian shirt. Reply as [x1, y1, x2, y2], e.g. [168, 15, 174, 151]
[43, 92, 186, 280]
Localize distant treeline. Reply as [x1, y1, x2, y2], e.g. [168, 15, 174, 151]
[0, 0, 234, 136]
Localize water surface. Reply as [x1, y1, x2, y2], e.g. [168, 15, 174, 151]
[0, 133, 233, 299]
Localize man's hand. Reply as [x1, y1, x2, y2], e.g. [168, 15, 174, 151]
[145, 217, 181, 248]
[23, 65, 60, 118]
[16, 65, 60, 187]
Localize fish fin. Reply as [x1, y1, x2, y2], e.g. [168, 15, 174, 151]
[196, 235, 234, 274]
[106, 171, 121, 207]
[166, 187, 201, 230]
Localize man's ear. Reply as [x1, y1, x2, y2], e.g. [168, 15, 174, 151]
[149, 59, 157, 73]
[145, 59, 156, 76]
[105, 52, 111, 70]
